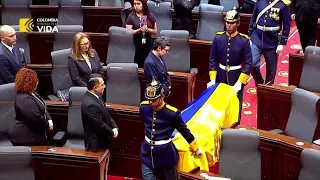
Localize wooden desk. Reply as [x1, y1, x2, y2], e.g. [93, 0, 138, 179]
[235, 125, 320, 180]
[31, 146, 109, 180]
[288, 53, 304, 87]
[256, 84, 320, 140]
[46, 100, 144, 178]
[138, 68, 196, 110]
[28, 63, 194, 110]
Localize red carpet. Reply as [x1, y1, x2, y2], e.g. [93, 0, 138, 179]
[107, 176, 137, 180]
[107, 22, 302, 179]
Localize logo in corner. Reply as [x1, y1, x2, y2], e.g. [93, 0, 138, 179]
[19, 18, 34, 32]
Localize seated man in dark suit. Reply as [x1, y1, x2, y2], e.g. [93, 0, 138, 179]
[0, 25, 26, 85]
[81, 74, 119, 152]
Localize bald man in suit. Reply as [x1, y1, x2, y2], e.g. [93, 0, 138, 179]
[0, 25, 26, 85]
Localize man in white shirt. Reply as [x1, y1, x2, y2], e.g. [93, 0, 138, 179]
[0, 25, 26, 85]
[81, 74, 119, 152]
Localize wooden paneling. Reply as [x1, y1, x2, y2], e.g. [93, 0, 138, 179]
[31, 146, 109, 180]
[259, 141, 276, 180]
[288, 53, 304, 87]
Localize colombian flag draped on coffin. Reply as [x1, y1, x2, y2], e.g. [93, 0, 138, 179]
[172, 83, 239, 172]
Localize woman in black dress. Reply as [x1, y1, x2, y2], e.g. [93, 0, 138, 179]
[126, 0, 157, 68]
[9, 68, 54, 146]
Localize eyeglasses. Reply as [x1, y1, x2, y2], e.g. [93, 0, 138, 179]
[80, 42, 90, 46]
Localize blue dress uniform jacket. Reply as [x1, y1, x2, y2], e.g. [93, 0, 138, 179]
[249, 0, 291, 49]
[139, 101, 198, 169]
[209, 31, 253, 86]
[144, 52, 171, 95]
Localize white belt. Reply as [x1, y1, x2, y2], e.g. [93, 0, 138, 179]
[145, 136, 171, 145]
[257, 25, 280, 31]
[219, 63, 242, 72]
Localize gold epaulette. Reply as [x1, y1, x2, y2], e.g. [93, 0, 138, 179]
[282, 0, 291, 6]
[166, 104, 178, 112]
[216, 31, 224, 35]
[239, 33, 249, 39]
[140, 101, 149, 105]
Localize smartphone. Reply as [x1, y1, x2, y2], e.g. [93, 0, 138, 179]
[140, 16, 147, 26]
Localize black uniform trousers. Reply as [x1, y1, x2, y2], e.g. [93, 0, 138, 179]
[296, 19, 318, 52]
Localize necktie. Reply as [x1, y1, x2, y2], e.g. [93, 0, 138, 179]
[11, 48, 15, 55]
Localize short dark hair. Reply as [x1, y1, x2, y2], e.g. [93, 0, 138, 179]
[87, 74, 103, 90]
[152, 36, 170, 50]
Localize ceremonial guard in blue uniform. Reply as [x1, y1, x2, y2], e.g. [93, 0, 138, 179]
[249, 0, 291, 85]
[140, 79, 202, 180]
[208, 7, 253, 122]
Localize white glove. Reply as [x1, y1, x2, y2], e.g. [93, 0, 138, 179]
[233, 81, 242, 93]
[48, 120, 53, 130]
[195, 148, 202, 155]
[207, 80, 215, 88]
[276, 45, 283, 53]
[112, 128, 118, 139]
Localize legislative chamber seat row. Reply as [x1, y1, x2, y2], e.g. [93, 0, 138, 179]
[257, 46, 320, 143]
[268, 87, 320, 145]
[0, 0, 230, 41]
[20, 26, 196, 109]
[257, 84, 320, 142]
[43, 90, 320, 179]
[235, 125, 320, 180]
[0, 145, 110, 180]
[0, 146, 34, 180]
[2, 79, 320, 179]
[0, 82, 215, 179]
